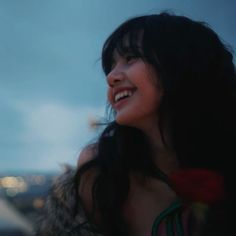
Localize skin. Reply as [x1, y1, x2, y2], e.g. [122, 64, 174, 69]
[79, 50, 179, 236]
[105, 51, 179, 235]
[106, 51, 163, 133]
[106, 51, 178, 174]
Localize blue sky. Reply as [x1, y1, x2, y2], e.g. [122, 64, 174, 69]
[0, 0, 235, 172]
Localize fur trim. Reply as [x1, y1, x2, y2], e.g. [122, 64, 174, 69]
[35, 167, 102, 236]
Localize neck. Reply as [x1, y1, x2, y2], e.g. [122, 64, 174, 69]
[141, 124, 179, 175]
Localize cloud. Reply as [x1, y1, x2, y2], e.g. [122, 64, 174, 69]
[9, 100, 105, 171]
[25, 103, 88, 144]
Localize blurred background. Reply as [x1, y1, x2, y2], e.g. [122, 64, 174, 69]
[0, 0, 235, 235]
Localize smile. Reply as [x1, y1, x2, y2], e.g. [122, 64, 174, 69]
[114, 88, 136, 103]
[115, 90, 133, 102]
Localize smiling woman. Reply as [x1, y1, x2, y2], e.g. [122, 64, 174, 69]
[36, 12, 236, 236]
[106, 53, 162, 130]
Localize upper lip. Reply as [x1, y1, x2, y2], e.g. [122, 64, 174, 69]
[113, 87, 136, 101]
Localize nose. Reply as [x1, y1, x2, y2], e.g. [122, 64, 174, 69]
[107, 66, 125, 87]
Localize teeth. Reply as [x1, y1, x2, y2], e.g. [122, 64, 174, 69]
[115, 90, 133, 102]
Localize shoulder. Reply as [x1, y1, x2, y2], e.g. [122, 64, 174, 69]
[36, 165, 102, 235]
[77, 143, 98, 167]
[77, 143, 100, 217]
[35, 167, 79, 235]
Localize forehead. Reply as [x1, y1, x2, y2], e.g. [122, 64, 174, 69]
[112, 49, 121, 62]
[112, 47, 131, 60]
[102, 30, 144, 74]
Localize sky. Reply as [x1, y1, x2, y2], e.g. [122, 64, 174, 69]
[0, 0, 235, 173]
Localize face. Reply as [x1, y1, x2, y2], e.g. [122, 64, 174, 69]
[106, 50, 163, 130]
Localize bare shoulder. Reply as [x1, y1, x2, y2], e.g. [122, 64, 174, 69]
[77, 143, 99, 216]
[77, 143, 98, 167]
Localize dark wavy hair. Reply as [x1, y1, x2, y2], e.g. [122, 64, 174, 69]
[75, 13, 236, 236]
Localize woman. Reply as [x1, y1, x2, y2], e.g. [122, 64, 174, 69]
[36, 13, 236, 236]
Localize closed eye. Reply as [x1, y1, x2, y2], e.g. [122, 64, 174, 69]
[108, 54, 137, 72]
[125, 54, 138, 63]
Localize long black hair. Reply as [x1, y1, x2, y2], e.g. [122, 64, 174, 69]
[75, 12, 236, 236]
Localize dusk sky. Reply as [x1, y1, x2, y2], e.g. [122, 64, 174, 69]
[1, 0, 235, 173]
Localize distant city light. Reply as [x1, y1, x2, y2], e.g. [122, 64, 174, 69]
[0, 176, 29, 196]
[0, 171, 56, 236]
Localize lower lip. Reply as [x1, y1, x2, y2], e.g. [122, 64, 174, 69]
[113, 97, 130, 110]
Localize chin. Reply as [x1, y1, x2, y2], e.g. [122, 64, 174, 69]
[115, 116, 133, 126]
[115, 115, 140, 129]
[115, 118, 129, 126]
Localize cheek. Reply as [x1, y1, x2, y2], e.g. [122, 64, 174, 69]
[107, 87, 113, 105]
